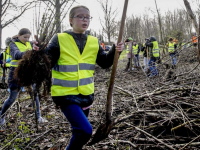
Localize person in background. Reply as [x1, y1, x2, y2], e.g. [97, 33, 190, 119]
[168, 37, 177, 69]
[181, 39, 186, 48]
[132, 40, 140, 68]
[124, 37, 134, 71]
[33, 5, 124, 150]
[0, 28, 48, 126]
[100, 40, 105, 50]
[145, 36, 160, 77]
[141, 38, 149, 72]
[0, 37, 12, 83]
[192, 33, 197, 47]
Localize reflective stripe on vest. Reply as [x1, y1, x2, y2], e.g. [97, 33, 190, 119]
[11, 42, 32, 67]
[168, 42, 175, 53]
[132, 45, 139, 55]
[51, 33, 99, 96]
[152, 41, 159, 57]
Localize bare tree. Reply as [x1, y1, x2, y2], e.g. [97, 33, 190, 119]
[0, 0, 34, 48]
[98, 0, 118, 45]
[183, 0, 198, 34]
[38, 0, 75, 33]
[34, 0, 75, 48]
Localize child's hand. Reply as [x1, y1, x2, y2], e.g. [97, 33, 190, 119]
[32, 40, 39, 51]
[115, 42, 124, 52]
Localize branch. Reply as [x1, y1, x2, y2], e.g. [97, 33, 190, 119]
[125, 123, 175, 150]
[2, 2, 34, 28]
[2, 0, 11, 16]
[38, 0, 55, 6]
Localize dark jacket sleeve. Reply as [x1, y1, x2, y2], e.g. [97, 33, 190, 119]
[96, 44, 116, 69]
[141, 46, 145, 52]
[0, 53, 3, 65]
[9, 42, 24, 60]
[174, 44, 177, 49]
[145, 42, 153, 47]
[44, 34, 60, 68]
[137, 46, 140, 54]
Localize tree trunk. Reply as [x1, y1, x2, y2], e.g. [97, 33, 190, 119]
[183, 0, 198, 34]
[55, 0, 61, 33]
[155, 0, 165, 55]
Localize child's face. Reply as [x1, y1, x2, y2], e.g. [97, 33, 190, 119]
[18, 34, 31, 44]
[70, 7, 90, 33]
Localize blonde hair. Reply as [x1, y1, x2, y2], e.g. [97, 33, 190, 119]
[69, 5, 90, 27]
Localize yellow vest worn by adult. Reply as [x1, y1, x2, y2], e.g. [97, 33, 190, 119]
[152, 41, 159, 58]
[11, 42, 32, 67]
[3, 47, 11, 67]
[51, 33, 99, 96]
[132, 44, 139, 55]
[168, 42, 175, 53]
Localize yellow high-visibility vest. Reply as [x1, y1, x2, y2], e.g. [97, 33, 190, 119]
[152, 41, 159, 57]
[168, 42, 175, 53]
[132, 44, 139, 55]
[51, 33, 99, 96]
[126, 44, 132, 54]
[3, 47, 11, 67]
[11, 42, 32, 67]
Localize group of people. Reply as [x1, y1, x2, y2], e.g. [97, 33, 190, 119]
[0, 5, 124, 150]
[124, 35, 186, 76]
[124, 36, 160, 77]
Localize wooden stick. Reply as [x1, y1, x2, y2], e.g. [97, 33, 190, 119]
[106, 0, 129, 122]
[125, 122, 175, 150]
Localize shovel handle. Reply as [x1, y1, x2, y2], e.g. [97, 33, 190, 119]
[106, 0, 129, 121]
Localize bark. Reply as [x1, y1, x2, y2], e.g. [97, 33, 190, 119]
[183, 0, 198, 34]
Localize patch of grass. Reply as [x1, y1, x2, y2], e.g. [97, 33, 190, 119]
[119, 50, 126, 60]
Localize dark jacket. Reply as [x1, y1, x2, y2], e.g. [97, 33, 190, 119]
[8, 38, 33, 90]
[45, 31, 116, 107]
[141, 44, 147, 57]
[0, 52, 3, 66]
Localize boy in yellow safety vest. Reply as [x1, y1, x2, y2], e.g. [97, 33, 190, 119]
[132, 40, 140, 68]
[145, 36, 160, 77]
[168, 37, 177, 69]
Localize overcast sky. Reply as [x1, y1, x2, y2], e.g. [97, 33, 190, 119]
[1, 0, 198, 47]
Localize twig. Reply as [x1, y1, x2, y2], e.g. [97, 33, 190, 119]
[124, 122, 175, 150]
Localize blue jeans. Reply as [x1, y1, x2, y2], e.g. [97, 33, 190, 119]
[148, 58, 158, 76]
[170, 53, 177, 65]
[0, 86, 41, 119]
[61, 104, 92, 150]
[134, 55, 139, 67]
